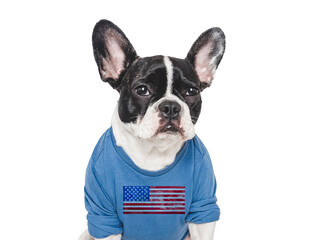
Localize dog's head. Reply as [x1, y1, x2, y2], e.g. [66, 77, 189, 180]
[92, 20, 225, 142]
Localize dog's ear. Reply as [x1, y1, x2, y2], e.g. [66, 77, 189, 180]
[186, 28, 225, 90]
[92, 20, 138, 89]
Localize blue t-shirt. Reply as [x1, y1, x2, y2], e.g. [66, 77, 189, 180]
[84, 128, 220, 240]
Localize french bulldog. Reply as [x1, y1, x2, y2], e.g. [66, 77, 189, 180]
[80, 19, 225, 240]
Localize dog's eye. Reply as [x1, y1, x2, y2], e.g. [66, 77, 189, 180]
[135, 85, 150, 96]
[186, 87, 199, 96]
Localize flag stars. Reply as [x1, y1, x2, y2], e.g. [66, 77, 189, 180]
[123, 186, 150, 202]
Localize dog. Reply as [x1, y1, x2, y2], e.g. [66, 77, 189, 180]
[79, 19, 225, 240]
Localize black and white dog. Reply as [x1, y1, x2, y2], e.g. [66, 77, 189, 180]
[80, 20, 225, 240]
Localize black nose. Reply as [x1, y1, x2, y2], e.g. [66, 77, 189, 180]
[158, 101, 181, 119]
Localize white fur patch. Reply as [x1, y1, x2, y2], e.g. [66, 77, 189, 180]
[164, 56, 173, 95]
[133, 103, 161, 140]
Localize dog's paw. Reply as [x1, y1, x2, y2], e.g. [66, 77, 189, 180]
[78, 229, 94, 240]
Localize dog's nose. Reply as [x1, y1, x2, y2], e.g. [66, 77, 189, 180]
[158, 101, 181, 119]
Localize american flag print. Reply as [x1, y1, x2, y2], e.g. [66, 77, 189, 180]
[123, 186, 185, 214]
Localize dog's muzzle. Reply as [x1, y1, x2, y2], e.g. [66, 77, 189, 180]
[157, 101, 182, 134]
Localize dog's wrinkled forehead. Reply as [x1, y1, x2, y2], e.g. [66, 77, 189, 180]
[124, 56, 167, 96]
[170, 57, 201, 92]
[130, 56, 165, 81]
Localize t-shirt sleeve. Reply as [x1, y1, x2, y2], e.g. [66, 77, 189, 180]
[186, 151, 220, 223]
[85, 159, 123, 238]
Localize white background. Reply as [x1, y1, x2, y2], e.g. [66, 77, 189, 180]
[0, 0, 319, 239]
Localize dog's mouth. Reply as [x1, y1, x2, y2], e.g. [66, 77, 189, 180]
[159, 124, 179, 133]
[157, 119, 183, 135]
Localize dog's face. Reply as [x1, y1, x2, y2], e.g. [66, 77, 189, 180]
[92, 20, 225, 141]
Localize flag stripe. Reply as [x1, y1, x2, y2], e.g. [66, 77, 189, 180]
[124, 212, 185, 214]
[149, 194, 185, 197]
[150, 198, 184, 202]
[149, 186, 185, 189]
[149, 190, 185, 193]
